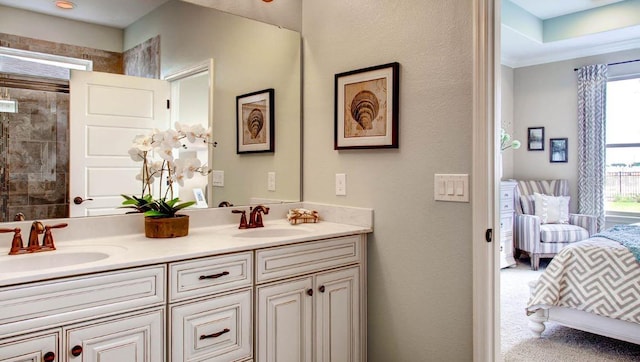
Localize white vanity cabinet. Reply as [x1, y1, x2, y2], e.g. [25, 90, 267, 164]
[0, 266, 166, 362]
[255, 235, 365, 362]
[168, 252, 253, 362]
[0, 329, 60, 362]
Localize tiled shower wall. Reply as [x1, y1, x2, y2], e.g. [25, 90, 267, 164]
[2, 89, 69, 221]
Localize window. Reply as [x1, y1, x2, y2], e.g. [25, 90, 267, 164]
[605, 76, 640, 213]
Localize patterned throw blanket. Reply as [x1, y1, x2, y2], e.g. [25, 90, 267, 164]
[527, 237, 640, 324]
[592, 224, 640, 263]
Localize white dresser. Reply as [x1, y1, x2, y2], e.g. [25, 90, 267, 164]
[499, 181, 517, 268]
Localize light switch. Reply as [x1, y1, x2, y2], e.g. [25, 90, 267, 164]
[336, 173, 346, 196]
[446, 181, 454, 195]
[434, 174, 469, 202]
[267, 172, 276, 191]
[212, 170, 224, 187]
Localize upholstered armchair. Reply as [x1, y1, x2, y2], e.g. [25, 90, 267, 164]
[514, 179, 597, 270]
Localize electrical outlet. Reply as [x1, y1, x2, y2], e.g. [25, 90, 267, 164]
[336, 173, 346, 196]
[267, 172, 276, 191]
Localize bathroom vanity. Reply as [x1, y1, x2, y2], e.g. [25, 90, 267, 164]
[0, 203, 372, 362]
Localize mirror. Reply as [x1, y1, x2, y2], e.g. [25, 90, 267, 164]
[0, 0, 301, 222]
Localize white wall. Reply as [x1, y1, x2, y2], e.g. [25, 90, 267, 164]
[501, 65, 516, 179]
[512, 48, 640, 212]
[0, 5, 123, 52]
[302, 1, 473, 360]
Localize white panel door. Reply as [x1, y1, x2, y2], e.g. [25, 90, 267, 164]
[69, 70, 170, 217]
[256, 277, 313, 362]
[315, 267, 360, 362]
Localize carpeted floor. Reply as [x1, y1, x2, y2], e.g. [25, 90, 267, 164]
[500, 257, 640, 361]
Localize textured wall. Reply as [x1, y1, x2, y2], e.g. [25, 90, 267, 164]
[302, 1, 473, 360]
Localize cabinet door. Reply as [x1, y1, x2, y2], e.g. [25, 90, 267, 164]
[0, 329, 60, 362]
[65, 308, 164, 362]
[315, 267, 360, 362]
[256, 277, 313, 362]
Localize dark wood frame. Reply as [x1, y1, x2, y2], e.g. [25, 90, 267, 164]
[334, 62, 399, 150]
[549, 138, 568, 163]
[527, 127, 544, 151]
[236, 88, 275, 154]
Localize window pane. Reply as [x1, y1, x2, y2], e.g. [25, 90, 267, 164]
[606, 147, 640, 212]
[606, 78, 640, 145]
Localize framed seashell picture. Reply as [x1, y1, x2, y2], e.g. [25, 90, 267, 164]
[236, 88, 275, 153]
[334, 62, 399, 149]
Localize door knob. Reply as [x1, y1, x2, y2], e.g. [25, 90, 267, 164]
[73, 196, 94, 205]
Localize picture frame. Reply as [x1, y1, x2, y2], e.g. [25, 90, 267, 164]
[549, 138, 568, 163]
[334, 62, 399, 149]
[192, 188, 208, 208]
[527, 127, 544, 151]
[236, 88, 274, 154]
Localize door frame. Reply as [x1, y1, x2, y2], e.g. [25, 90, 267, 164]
[164, 59, 215, 206]
[472, 0, 500, 361]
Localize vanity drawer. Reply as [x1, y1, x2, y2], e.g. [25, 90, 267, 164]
[255, 235, 362, 283]
[170, 288, 252, 362]
[169, 252, 252, 302]
[0, 265, 165, 339]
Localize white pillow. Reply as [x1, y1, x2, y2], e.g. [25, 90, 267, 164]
[533, 192, 569, 224]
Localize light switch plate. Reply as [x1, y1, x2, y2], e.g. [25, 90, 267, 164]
[212, 170, 224, 187]
[267, 172, 276, 191]
[434, 174, 469, 202]
[336, 173, 346, 196]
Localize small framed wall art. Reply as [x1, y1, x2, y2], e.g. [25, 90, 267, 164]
[527, 127, 544, 151]
[550, 138, 568, 163]
[236, 88, 274, 154]
[334, 62, 399, 149]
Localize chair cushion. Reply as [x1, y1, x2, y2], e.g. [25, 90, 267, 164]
[540, 224, 589, 243]
[534, 193, 569, 224]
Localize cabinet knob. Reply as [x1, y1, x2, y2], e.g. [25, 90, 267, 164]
[43, 352, 56, 362]
[71, 345, 83, 357]
[306, 288, 313, 296]
[319, 285, 325, 293]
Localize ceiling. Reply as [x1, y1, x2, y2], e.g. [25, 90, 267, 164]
[0, 0, 637, 68]
[0, 0, 170, 28]
[503, 0, 640, 68]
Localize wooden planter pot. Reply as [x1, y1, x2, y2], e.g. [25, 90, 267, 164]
[145, 215, 189, 238]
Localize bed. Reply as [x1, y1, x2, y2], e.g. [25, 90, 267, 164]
[526, 224, 640, 344]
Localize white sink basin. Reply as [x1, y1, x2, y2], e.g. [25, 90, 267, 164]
[233, 227, 310, 238]
[0, 246, 124, 273]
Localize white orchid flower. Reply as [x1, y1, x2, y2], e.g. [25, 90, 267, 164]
[128, 147, 145, 162]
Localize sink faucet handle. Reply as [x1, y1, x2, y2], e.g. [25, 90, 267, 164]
[1, 227, 25, 255]
[27, 221, 45, 252]
[231, 210, 248, 229]
[42, 223, 68, 250]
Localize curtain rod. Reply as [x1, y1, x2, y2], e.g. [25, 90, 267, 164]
[573, 58, 640, 71]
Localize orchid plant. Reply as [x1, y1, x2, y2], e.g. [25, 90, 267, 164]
[121, 123, 212, 218]
[500, 128, 521, 151]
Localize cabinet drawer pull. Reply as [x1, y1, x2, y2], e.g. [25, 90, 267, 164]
[200, 328, 230, 340]
[319, 285, 325, 293]
[44, 352, 56, 362]
[71, 345, 83, 357]
[306, 288, 313, 296]
[199, 271, 230, 280]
